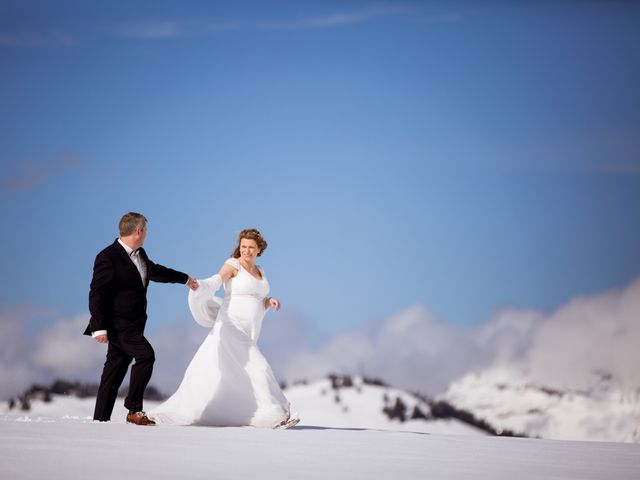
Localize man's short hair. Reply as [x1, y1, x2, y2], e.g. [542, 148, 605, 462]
[119, 212, 147, 237]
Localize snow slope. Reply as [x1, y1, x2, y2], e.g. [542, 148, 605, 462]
[2, 376, 486, 436]
[1, 413, 638, 480]
[284, 376, 484, 435]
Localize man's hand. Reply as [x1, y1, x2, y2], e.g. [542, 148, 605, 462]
[94, 334, 108, 344]
[187, 277, 199, 291]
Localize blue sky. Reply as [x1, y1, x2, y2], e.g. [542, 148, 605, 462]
[1, 0, 639, 343]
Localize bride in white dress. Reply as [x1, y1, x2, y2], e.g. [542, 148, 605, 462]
[150, 229, 298, 428]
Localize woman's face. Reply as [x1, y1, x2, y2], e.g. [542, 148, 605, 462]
[239, 238, 260, 262]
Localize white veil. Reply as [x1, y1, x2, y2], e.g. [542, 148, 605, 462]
[187, 275, 223, 328]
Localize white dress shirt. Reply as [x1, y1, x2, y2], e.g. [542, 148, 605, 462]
[117, 238, 148, 285]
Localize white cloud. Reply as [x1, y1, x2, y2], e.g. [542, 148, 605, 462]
[0, 29, 75, 48]
[0, 304, 212, 400]
[107, 19, 244, 40]
[260, 278, 640, 396]
[524, 278, 640, 391]
[0, 307, 103, 399]
[0, 310, 34, 398]
[0, 149, 87, 195]
[109, 21, 186, 40]
[257, 4, 450, 30]
[475, 307, 543, 365]
[2, 277, 638, 401]
[146, 318, 208, 394]
[106, 5, 459, 41]
[266, 304, 486, 395]
[31, 314, 105, 379]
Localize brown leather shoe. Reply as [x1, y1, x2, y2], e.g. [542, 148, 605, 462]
[126, 411, 156, 426]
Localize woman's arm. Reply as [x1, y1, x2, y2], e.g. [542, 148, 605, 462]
[218, 262, 238, 282]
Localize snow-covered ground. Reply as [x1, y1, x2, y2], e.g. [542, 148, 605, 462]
[1, 411, 638, 479]
[2, 389, 639, 479]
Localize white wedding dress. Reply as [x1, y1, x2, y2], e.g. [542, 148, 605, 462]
[149, 258, 291, 427]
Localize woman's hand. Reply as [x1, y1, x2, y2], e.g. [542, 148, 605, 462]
[265, 297, 281, 311]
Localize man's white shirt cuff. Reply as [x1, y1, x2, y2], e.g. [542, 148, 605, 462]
[92, 330, 107, 338]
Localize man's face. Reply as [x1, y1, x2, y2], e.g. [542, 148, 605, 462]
[136, 224, 147, 247]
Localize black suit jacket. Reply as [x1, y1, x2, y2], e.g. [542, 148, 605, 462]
[84, 239, 189, 335]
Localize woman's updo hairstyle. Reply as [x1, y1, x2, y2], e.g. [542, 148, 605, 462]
[232, 228, 268, 258]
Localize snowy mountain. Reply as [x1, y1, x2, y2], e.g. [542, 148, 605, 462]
[441, 366, 640, 443]
[283, 375, 488, 435]
[1, 375, 491, 436]
[7, 371, 638, 443]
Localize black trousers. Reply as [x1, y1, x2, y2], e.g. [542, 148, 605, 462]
[93, 328, 155, 421]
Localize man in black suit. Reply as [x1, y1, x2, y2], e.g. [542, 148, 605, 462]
[85, 212, 199, 425]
